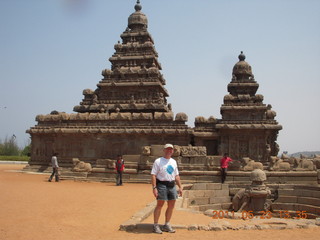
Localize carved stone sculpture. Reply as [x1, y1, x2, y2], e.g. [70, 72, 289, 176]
[172, 145, 181, 157]
[266, 104, 276, 119]
[180, 146, 207, 157]
[72, 158, 92, 172]
[268, 156, 291, 171]
[242, 157, 263, 171]
[175, 112, 188, 122]
[313, 155, 320, 169]
[141, 146, 151, 156]
[293, 158, 315, 171]
[232, 169, 271, 214]
[195, 116, 207, 123]
[265, 144, 271, 162]
[105, 159, 115, 169]
[232, 189, 247, 212]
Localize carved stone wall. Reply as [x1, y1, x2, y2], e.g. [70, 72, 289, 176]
[29, 131, 190, 166]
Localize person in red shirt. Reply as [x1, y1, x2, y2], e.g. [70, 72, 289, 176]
[115, 155, 125, 186]
[220, 153, 233, 183]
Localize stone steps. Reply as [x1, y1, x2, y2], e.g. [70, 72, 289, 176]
[189, 203, 233, 212]
[181, 183, 232, 212]
[272, 203, 320, 218]
[272, 184, 320, 218]
[276, 196, 320, 205]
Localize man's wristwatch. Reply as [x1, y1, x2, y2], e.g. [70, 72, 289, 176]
[152, 186, 157, 189]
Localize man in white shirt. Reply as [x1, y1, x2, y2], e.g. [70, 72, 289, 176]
[151, 144, 183, 234]
[48, 153, 59, 182]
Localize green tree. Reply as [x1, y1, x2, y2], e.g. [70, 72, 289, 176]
[0, 141, 3, 155]
[0, 135, 20, 156]
[21, 144, 31, 156]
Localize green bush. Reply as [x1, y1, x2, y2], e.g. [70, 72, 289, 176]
[21, 144, 31, 156]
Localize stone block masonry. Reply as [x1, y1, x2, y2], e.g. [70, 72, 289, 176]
[181, 183, 232, 211]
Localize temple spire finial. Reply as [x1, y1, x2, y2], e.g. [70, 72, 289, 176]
[238, 51, 246, 61]
[135, 0, 142, 11]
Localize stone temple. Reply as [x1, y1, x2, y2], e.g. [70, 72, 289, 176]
[27, 1, 281, 169]
[25, 1, 320, 220]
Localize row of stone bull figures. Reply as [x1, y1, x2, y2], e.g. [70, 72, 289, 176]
[66, 143, 320, 173]
[68, 146, 319, 173]
[241, 154, 319, 171]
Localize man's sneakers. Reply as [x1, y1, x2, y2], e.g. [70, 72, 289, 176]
[153, 224, 162, 234]
[153, 223, 176, 234]
[162, 223, 176, 233]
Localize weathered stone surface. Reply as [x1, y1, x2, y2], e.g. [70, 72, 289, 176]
[192, 183, 208, 190]
[269, 156, 291, 171]
[187, 224, 198, 231]
[206, 183, 223, 190]
[122, 155, 140, 162]
[242, 157, 263, 171]
[209, 196, 231, 204]
[150, 145, 164, 157]
[72, 158, 92, 172]
[293, 158, 316, 171]
[188, 197, 209, 206]
[208, 222, 223, 231]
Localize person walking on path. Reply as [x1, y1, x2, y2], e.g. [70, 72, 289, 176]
[151, 144, 183, 234]
[220, 153, 233, 183]
[115, 155, 125, 186]
[48, 153, 59, 182]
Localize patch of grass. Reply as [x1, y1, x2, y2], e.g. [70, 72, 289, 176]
[0, 156, 29, 161]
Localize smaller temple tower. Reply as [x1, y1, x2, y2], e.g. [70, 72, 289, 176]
[216, 52, 282, 162]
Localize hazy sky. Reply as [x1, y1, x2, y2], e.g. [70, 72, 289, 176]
[1, 0, 319, 154]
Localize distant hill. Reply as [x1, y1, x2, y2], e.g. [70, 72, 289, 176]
[290, 151, 320, 158]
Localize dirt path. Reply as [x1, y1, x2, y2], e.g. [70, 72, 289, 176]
[0, 164, 319, 240]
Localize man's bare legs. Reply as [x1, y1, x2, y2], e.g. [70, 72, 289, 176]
[154, 200, 165, 224]
[165, 200, 176, 223]
[154, 200, 176, 223]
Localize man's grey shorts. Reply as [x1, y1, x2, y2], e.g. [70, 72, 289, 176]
[157, 184, 177, 201]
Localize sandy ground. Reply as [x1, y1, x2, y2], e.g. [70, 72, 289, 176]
[1, 164, 319, 240]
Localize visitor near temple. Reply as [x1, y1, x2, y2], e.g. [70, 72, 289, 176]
[151, 144, 183, 234]
[48, 153, 59, 182]
[115, 155, 125, 186]
[220, 153, 233, 183]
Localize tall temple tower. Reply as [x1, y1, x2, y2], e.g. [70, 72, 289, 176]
[27, 1, 191, 165]
[74, 1, 169, 115]
[216, 52, 282, 162]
